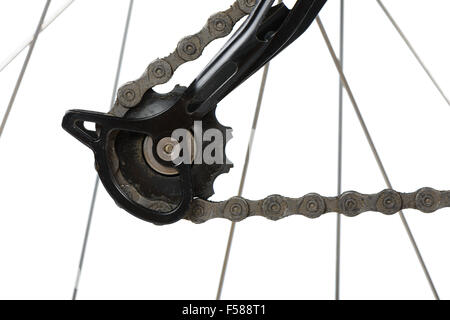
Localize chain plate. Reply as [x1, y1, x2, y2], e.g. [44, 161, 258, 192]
[185, 188, 450, 223]
[111, 0, 256, 117]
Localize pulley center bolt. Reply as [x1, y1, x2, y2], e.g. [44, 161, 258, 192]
[143, 132, 195, 176]
[163, 143, 174, 155]
[157, 137, 178, 162]
[246, 0, 256, 6]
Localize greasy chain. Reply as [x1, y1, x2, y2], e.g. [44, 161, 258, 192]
[109, 0, 450, 223]
[186, 188, 450, 224]
[111, 0, 256, 117]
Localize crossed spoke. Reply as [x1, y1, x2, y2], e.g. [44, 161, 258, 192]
[2, 0, 446, 300]
[0, 0, 52, 140]
[316, 16, 440, 300]
[72, 0, 135, 300]
[0, 0, 75, 74]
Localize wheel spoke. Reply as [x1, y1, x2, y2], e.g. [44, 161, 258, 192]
[376, 0, 450, 107]
[0, 0, 52, 140]
[335, 0, 345, 301]
[216, 63, 271, 300]
[0, 0, 76, 74]
[72, 0, 135, 300]
[316, 16, 440, 300]
[216, 0, 283, 300]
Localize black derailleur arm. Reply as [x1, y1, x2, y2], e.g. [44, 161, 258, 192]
[62, 0, 327, 225]
[184, 0, 327, 117]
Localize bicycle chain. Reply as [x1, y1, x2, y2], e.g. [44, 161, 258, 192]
[111, 0, 257, 117]
[104, 1, 450, 223]
[185, 188, 450, 223]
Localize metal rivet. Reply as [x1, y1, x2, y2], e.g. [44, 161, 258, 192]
[183, 42, 197, 55]
[376, 190, 402, 215]
[215, 20, 225, 31]
[124, 90, 135, 101]
[153, 66, 165, 78]
[299, 194, 326, 218]
[339, 192, 364, 217]
[193, 206, 205, 217]
[177, 36, 201, 61]
[189, 203, 210, 224]
[224, 197, 249, 222]
[208, 14, 232, 37]
[118, 82, 141, 108]
[238, 0, 257, 13]
[147, 59, 172, 83]
[416, 187, 440, 213]
[263, 195, 287, 220]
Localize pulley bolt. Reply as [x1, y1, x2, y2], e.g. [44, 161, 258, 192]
[246, 0, 256, 6]
[163, 143, 174, 155]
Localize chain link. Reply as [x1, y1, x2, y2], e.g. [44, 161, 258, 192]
[185, 188, 450, 223]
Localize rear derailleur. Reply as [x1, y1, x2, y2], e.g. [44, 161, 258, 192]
[62, 0, 449, 225]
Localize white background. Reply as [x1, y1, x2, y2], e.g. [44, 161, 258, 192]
[0, 0, 449, 300]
